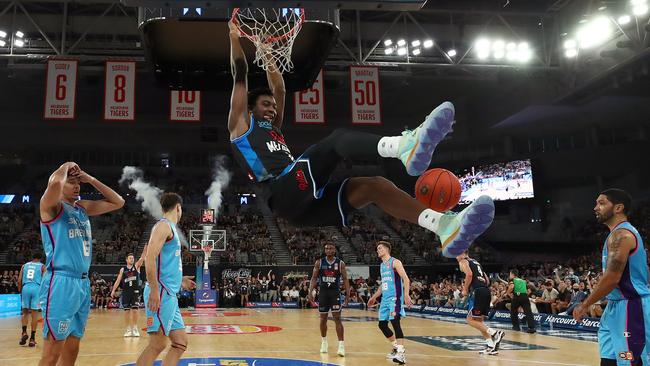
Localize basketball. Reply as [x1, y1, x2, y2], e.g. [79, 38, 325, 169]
[415, 168, 462, 212]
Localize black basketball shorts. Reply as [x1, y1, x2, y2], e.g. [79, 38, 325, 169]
[318, 290, 342, 313]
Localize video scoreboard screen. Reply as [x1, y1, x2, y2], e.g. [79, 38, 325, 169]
[200, 208, 216, 224]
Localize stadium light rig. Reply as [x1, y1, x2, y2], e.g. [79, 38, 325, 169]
[382, 38, 435, 57]
[474, 37, 533, 63]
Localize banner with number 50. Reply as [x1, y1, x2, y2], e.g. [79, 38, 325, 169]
[104, 61, 136, 121]
[43, 59, 78, 120]
[350, 66, 382, 125]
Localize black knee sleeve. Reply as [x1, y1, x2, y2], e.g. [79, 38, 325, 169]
[378, 321, 393, 338]
[600, 359, 618, 366]
[390, 317, 404, 339]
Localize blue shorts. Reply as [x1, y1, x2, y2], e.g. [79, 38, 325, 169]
[39, 271, 90, 340]
[21, 284, 41, 310]
[144, 284, 184, 336]
[599, 296, 650, 365]
[379, 296, 406, 321]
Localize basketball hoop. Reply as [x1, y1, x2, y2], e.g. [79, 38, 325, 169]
[231, 8, 305, 74]
[201, 241, 214, 270]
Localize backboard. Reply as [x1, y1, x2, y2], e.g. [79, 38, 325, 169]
[189, 229, 227, 253]
[125, 0, 428, 11]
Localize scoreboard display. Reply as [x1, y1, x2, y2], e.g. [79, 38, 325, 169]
[200, 208, 216, 224]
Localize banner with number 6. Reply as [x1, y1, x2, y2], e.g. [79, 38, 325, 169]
[350, 66, 382, 125]
[170, 90, 201, 122]
[43, 59, 78, 120]
[294, 70, 326, 124]
[104, 61, 136, 121]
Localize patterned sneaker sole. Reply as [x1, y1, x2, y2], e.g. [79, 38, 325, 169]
[442, 196, 495, 258]
[405, 101, 455, 176]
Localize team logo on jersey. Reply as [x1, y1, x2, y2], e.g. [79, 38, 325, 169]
[619, 351, 634, 360]
[258, 120, 273, 129]
[120, 357, 340, 366]
[295, 170, 309, 191]
[623, 331, 632, 338]
[334, 263, 338, 271]
[185, 324, 282, 334]
[57, 320, 70, 334]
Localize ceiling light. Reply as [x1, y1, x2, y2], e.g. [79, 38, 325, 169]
[397, 39, 406, 47]
[447, 49, 457, 57]
[384, 48, 394, 55]
[397, 47, 407, 55]
[412, 48, 421, 55]
[565, 49, 578, 58]
[384, 39, 392, 47]
[0, 30, 6, 38]
[564, 39, 577, 49]
[423, 39, 434, 48]
[618, 15, 632, 24]
[15, 31, 24, 38]
[411, 40, 421, 47]
[633, 4, 648, 15]
[14, 39, 24, 47]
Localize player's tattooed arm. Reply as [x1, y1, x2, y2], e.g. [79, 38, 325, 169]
[581, 229, 635, 309]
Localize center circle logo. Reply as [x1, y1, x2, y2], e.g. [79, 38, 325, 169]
[120, 357, 340, 366]
[185, 324, 282, 334]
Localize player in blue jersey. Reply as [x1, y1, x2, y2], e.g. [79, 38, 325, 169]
[136, 193, 196, 366]
[17, 251, 45, 347]
[308, 242, 350, 356]
[38, 162, 125, 366]
[367, 241, 412, 365]
[227, 21, 494, 260]
[573, 189, 650, 366]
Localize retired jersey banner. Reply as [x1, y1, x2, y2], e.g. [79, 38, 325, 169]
[350, 66, 382, 125]
[104, 61, 136, 121]
[294, 70, 325, 124]
[170, 90, 201, 122]
[43, 59, 78, 120]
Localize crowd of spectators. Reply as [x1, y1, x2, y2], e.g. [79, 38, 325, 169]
[277, 218, 330, 265]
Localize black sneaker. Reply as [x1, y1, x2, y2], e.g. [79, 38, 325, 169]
[19, 334, 28, 346]
[28, 338, 36, 347]
[526, 329, 536, 334]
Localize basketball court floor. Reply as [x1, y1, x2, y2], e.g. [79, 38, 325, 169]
[0, 308, 599, 365]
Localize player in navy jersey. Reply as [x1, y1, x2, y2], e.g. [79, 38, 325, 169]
[38, 162, 124, 366]
[457, 250, 504, 355]
[573, 189, 650, 366]
[110, 252, 145, 337]
[136, 192, 196, 366]
[308, 242, 350, 356]
[227, 22, 495, 260]
[367, 241, 412, 365]
[18, 252, 45, 347]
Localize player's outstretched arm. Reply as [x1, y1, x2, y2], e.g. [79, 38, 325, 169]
[41, 162, 79, 220]
[265, 57, 285, 129]
[573, 229, 635, 320]
[76, 171, 125, 216]
[144, 222, 172, 312]
[228, 20, 249, 140]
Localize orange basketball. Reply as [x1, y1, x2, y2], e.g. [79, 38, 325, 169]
[415, 168, 462, 212]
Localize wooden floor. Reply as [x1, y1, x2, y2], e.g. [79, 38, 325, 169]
[0, 308, 599, 365]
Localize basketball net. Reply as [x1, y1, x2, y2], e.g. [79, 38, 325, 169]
[232, 8, 305, 74]
[201, 242, 214, 270]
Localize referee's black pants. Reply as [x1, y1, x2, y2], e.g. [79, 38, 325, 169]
[510, 293, 535, 330]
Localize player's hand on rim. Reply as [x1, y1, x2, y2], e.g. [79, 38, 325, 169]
[228, 20, 241, 37]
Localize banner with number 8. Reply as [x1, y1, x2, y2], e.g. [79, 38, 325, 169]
[103, 61, 136, 121]
[44, 59, 78, 120]
[350, 66, 382, 125]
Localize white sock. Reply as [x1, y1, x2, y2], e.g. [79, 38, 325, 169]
[377, 136, 401, 158]
[391, 340, 398, 348]
[339, 341, 345, 346]
[487, 328, 496, 336]
[418, 209, 443, 233]
[322, 337, 327, 342]
[486, 338, 495, 348]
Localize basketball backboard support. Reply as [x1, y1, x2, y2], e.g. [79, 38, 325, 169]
[140, 13, 338, 92]
[125, 0, 428, 11]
